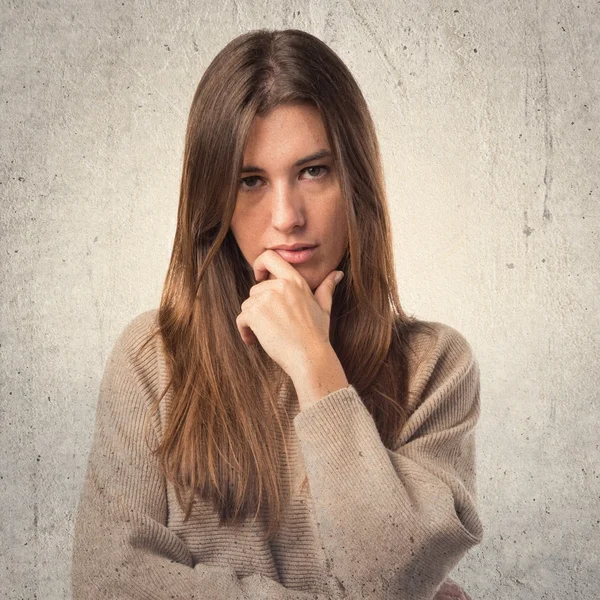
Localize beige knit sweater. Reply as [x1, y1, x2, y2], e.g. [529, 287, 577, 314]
[71, 309, 483, 599]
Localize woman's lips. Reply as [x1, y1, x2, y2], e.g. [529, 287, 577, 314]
[273, 246, 317, 264]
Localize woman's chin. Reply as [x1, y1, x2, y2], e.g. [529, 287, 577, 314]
[299, 270, 325, 294]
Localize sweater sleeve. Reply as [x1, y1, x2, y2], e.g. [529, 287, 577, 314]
[292, 323, 484, 600]
[71, 317, 341, 600]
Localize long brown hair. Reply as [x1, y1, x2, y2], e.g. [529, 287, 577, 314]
[137, 28, 437, 541]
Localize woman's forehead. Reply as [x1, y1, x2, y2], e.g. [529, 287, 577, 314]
[243, 105, 329, 163]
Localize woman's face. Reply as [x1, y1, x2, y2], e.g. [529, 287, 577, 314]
[230, 103, 348, 293]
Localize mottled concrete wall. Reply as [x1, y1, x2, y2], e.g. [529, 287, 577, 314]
[1, 1, 598, 598]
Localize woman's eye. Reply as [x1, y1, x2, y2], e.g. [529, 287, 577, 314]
[239, 176, 262, 190]
[303, 165, 329, 179]
[238, 165, 329, 192]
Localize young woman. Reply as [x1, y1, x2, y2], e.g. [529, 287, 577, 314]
[72, 28, 482, 600]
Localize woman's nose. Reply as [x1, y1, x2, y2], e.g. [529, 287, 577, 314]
[270, 182, 306, 230]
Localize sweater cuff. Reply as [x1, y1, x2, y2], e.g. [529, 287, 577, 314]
[293, 384, 387, 474]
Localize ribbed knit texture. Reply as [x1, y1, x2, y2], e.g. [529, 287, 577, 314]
[71, 309, 483, 599]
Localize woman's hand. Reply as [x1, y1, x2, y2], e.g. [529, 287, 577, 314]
[236, 249, 344, 380]
[432, 578, 473, 600]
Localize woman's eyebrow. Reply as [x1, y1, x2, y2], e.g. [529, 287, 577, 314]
[241, 149, 332, 174]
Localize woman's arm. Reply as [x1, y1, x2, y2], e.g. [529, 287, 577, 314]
[71, 315, 342, 600]
[292, 323, 483, 600]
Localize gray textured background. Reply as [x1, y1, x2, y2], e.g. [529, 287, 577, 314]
[1, 1, 598, 598]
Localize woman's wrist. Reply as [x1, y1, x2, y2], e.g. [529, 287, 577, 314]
[291, 343, 349, 410]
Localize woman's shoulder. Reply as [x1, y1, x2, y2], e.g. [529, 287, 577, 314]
[400, 318, 480, 413]
[404, 318, 477, 365]
[116, 307, 159, 345]
[104, 308, 163, 390]
[111, 308, 160, 359]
